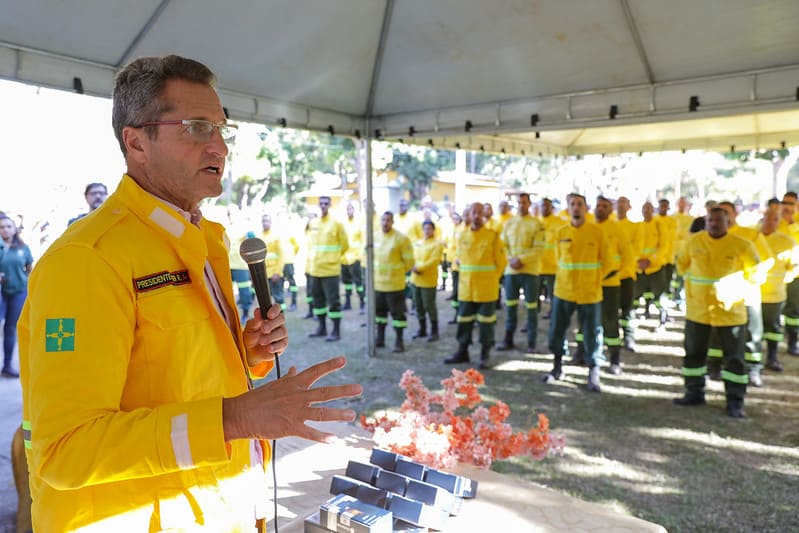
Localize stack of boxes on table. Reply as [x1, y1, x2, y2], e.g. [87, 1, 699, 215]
[305, 448, 478, 532]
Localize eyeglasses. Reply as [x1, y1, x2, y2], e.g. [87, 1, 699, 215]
[135, 119, 238, 143]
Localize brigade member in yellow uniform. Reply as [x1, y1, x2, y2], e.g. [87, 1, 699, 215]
[410, 220, 444, 342]
[616, 196, 642, 351]
[280, 223, 301, 311]
[671, 196, 695, 307]
[778, 192, 799, 355]
[374, 211, 415, 352]
[536, 198, 564, 319]
[674, 207, 761, 418]
[760, 209, 799, 373]
[229, 231, 255, 323]
[544, 193, 610, 392]
[394, 198, 422, 242]
[594, 196, 634, 374]
[445, 203, 506, 369]
[341, 202, 365, 313]
[307, 196, 349, 341]
[261, 214, 286, 309]
[636, 201, 668, 327]
[437, 208, 456, 292]
[498, 193, 543, 353]
[447, 209, 467, 323]
[496, 200, 514, 235]
[707, 202, 773, 386]
[302, 213, 318, 319]
[18, 54, 360, 532]
[656, 199, 677, 311]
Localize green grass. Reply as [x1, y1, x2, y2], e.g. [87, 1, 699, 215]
[272, 292, 799, 533]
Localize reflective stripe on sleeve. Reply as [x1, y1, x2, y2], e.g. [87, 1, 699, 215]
[170, 414, 194, 468]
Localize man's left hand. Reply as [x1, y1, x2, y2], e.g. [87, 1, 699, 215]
[243, 304, 288, 364]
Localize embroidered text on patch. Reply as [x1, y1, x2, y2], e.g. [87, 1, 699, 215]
[133, 270, 191, 293]
[45, 318, 76, 352]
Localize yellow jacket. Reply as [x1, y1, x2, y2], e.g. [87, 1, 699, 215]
[676, 231, 760, 326]
[501, 214, 542, 276]
[19, 175, 272, 532]
[282, 231, 300, 265]
[456, 226, 506, 302]
[410, 237, 444, 288]
[597, 219, 633, 288]
[729, 224, 773, 305]
[261, 228, 285, 277]
[341, 216, 364, 265]
[394, 212, 422, 242]
[638, 219, 663, 275]
[672, 212, 694, 262]
[553, 221, 609, 304]
[308, 215, 349, 277]
[656, 215, 677, 265]
[450, 225, 466, 273]
[777, 219, 799, 244]
[616, 218, 642, 280]
[374, 229, 414, 291]
[762, 231, 799, 303]
[537, 214, 565, 276]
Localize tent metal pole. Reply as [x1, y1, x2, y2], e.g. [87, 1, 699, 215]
[363, 121, 376, 357]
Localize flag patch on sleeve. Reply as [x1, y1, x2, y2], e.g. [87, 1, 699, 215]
[45, 318, 76, 352]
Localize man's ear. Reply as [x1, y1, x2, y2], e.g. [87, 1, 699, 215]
[123, 126, 147, 163]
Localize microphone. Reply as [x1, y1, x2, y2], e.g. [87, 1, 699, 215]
[239, 237, 273, 319]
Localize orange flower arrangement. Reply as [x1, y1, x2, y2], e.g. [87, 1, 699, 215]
[360, 369, 565, 469]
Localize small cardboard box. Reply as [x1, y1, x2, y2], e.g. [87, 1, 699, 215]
[395, 458, 427, 481]
[424, 467, 478, 499]
[387, 493, 448, 531]
[405, 478, 458, 515]
[304, 510, 334, 532]
[375, 469, 409, 495]
[369, 448, 404, 471]
[329, 475, 372, 498]
[319, 493, 393, 533]
[345, 460, 382, 485]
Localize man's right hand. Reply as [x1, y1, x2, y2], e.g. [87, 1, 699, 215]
[222, 356, 363, 443]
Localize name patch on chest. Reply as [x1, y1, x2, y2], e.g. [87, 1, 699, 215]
[133, 270, 191, 293]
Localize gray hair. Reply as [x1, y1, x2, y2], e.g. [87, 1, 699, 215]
[112, 55, 216, 156]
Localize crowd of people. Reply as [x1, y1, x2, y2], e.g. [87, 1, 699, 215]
[246, 190, 798, 419]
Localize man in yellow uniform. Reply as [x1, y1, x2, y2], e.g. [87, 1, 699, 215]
[594, 196, 634, 374]
[446, 209, 468, 324]
[394, 198, 422, 242]
[437, 207, 456, 292]
[709, 202, 773, 386]
[498, 193, 543, 353]
[410, 220, 444, 342]
[229, 231, 255, 323]
[674, 207, 760, 418]
[445, 203, 506, 369]
[536, 198, 564, 319]
[261, 214, 286, 309]
[616, 196, 642, 351]
[760, 209, 799, 373]
[17, 54, 360, 531]
[656, 198, 677, 312]
[374, 211, 415, 352]
[341, 202, 365, 313]
[544, 194, 610, 392]
[307, 196, 349, 341]
[671, 196, 694, 307]
[636, 201, 667, 327]
[778, 192, 799, 354]
[281, 221, 301, 311]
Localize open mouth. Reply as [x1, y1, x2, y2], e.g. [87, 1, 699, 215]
[203, 166, 221, 174]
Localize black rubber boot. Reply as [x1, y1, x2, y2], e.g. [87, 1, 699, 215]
[542, 356, 563, 383]
[608, 346, 622, 375]
[302, 306, 314, 319]
[325, 318, 341, 342]
[412, 318, 427, 339]
[788, 330, 799, 355]
[392, 328, 405, 353]
[342, 293, 352, 311]
[427, 321, 439, 342]
[308, 316, 327, 337]
[478, 345, 492, 370]
[765, 340, 783, 371]
[375, 324, 386, 348]
[444, 345, 469, 364]
[673, 376, 706, 406]
[496, 330, 515, 351]
[569, 344, 586, 366]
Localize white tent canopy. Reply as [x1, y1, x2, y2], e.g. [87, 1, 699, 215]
[3, 0, 799, 155]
